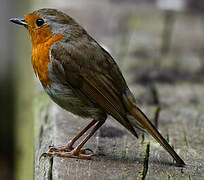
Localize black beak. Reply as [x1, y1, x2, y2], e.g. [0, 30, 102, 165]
[9, 18, 27, 26]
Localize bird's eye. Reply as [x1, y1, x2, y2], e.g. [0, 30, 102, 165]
[36, 18, 44, 27]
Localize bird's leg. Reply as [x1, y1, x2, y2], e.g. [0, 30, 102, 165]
[42, 120, 105, 159]
[48, 120, 97, 154]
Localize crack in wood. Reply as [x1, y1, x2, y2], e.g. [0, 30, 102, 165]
[48, 157, 53, 180]
[167, 174, 171, 180]
[141, 133, 145, 144]
[150, 84, 161, 129]
[154, 106, 161, 129]
[141, 142, 150, 180]
[149, 83, 160, 105]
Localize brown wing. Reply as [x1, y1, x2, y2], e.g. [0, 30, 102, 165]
[50, 36, 138, 137]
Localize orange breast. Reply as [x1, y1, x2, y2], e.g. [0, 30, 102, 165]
[31, 34, 63, 87]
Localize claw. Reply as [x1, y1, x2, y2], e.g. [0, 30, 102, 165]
[80, 148, 94, 154]
[48, 144, 54, 148]
[39, 152, 50, 161]
[40, 150, 93, 160]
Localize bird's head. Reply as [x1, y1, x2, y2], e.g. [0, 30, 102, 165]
[10, 8, 82, 46]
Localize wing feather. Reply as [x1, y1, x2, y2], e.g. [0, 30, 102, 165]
[50, 37, 138, 137]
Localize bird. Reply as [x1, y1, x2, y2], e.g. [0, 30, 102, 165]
[10, 8, 185, 166]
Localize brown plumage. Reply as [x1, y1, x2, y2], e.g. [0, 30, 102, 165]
[10, 8, 185, 166]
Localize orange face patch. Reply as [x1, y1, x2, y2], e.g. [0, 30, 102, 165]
[25, 13, 63, 87]
[25, 14, 53, 46]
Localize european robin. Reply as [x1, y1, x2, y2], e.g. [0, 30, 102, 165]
[10, 8, 185, 166]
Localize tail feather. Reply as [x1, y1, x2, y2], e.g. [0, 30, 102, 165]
[123, 89, 185, 166]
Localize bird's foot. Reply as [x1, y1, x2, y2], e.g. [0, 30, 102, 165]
[41, 147, 93, 160]
[48, 144, 93, 154]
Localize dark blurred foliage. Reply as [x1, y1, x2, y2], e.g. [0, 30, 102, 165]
[0, 0, 16, 179]
[0, 85, 14, 180]
[188, 0, 204, 13]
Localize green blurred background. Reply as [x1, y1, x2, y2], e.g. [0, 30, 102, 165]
[1, 0, 204, 179]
